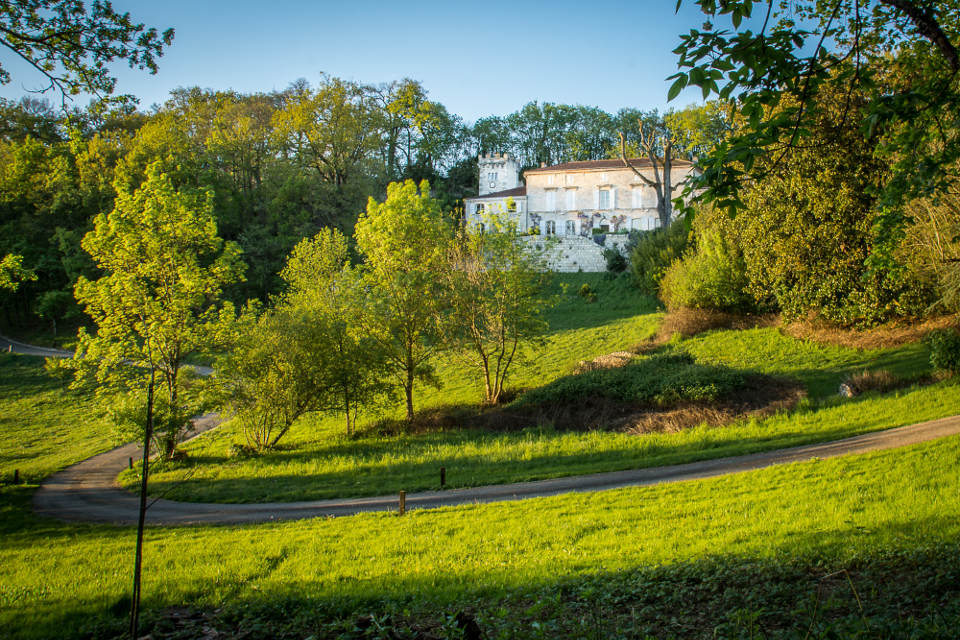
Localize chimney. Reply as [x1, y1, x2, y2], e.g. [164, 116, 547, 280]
[540, 162, 546, 168]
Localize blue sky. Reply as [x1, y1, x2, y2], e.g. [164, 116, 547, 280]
[1, 1, 714, 121]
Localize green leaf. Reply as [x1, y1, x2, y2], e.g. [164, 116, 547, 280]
[668, 75, 688, 102]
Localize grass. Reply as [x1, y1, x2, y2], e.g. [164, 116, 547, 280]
[2, 291, 959, 638]
[3, 434, 960, 638]
[128, 274, 947, 503]
[0, 353, 118, 483]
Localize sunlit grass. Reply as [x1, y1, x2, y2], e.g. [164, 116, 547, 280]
[4, 435, 959, 638]
[0, 353, 118, 483]
[132, 274, 943, 503]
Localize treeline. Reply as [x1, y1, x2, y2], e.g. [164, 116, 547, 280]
[0, 77, 723, 334]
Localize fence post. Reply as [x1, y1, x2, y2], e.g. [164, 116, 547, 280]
[399, 490, 406, 516]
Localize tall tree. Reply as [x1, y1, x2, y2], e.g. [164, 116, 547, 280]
[54, 160, 242, 639]
[354, 179, 453, 420]
[618, 112, 686, 229]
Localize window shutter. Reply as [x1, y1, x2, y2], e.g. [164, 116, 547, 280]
[593, 187, 600, 209]
[610, 187, 617, 210]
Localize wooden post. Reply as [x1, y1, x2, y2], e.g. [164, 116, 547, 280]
[398, 490, 406, 516]
[129, 457, 133, 470]
[440, 467, 446, 487]
[13, 469, 19, 485]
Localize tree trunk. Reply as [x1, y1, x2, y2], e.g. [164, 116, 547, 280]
[129, 364, 155, 639]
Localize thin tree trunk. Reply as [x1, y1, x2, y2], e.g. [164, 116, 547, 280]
[129, 362, 155, 639]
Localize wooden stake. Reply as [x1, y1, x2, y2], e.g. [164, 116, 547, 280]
[128, 457, 133, 470]
[440, 467, 446, 487]
[13, 469, 19, 485]
[399, 490, 406, 516]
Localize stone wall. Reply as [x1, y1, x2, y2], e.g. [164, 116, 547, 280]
[521, 234, 631, 273]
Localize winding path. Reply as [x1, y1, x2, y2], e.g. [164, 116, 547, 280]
[10, 333, 960, 527]
[32, 415, 960, 527]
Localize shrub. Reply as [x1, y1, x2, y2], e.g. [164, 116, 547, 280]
[926, 329, 960, 373]
[628, 221, 690, 295]
[578, 283, 597, 303]
[659, 228, 753, 312]
[512, 352, 748, 409]
[603, 248, 627, 274]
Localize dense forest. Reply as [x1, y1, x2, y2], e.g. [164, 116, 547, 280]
[0, 77, 724, 333]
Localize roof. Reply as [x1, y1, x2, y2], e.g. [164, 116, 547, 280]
[469, 186, 527, 200]
[524, 158, 695, 174]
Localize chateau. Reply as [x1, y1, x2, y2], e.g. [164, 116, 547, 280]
[464, 153, 697, 271]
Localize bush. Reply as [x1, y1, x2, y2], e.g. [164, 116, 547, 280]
[628, 221, 690, 295]
[926, 329, 960, 373]
[512, 352, 748, 409]
[659, 227, 753, 312]
[578, 283, 597, 303]
[603, 248, 627, 274]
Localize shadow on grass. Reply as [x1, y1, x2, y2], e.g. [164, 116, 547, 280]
[7, 505, 959, 640]
[145, 408, 919, 503]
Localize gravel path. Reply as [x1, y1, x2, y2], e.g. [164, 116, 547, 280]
[32, 415, 960, 527]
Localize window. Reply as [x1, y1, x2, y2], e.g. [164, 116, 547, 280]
[565, 190, 576, 210]
[488, 172, 497, 183]
[545, 191, 556, 211]
[547, 175, 554, 185]
[507, 200, 517, 213]
[476, 203, 485, 215]
[478, 222, 485, 233]
[545, 220, 556, 235]
[598, 189, 610, 209]
[565, 220, 576, 235]
[565, 174, 574, 185]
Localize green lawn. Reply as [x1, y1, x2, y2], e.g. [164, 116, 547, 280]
[0, 354, 118, 483]
[3, 434, 959, 638]
[1, 302, 959, 638]
[128, 274, 948, 503]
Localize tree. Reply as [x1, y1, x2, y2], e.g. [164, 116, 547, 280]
[444, 208, 554, 404]
[66, 160, 244, 456]
[54, 159, 241, 640]
[618, 111, 688, 229]
[354, 179, 453, 420]
[671, 0, 960, 228]
[0, 252, 34, 290]
[0, 0, 174, 100]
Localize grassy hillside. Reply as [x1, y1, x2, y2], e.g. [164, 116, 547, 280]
[0, 354, 117, 483]
[1, 297, 958, 638]
[128, 274, 951, 503]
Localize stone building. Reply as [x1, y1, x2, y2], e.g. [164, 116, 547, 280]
[464, 153, 697, 272]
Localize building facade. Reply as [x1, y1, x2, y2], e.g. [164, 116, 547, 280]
[464, 154, 696, 237]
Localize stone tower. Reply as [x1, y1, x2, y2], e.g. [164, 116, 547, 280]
[478, 153, 520, 195]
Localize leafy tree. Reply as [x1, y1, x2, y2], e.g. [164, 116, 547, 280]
[282, 229, 391, 434]
[65, 160, 244, 456]
[0, 252, 34, 290]
[354, 179, 453, 420]
[0, 0, 174, 99]
[730, 88, 930, 325]
[52, 159, 241, 640]
[444, 208, 554, 404]
[672, 0, 960, 228]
